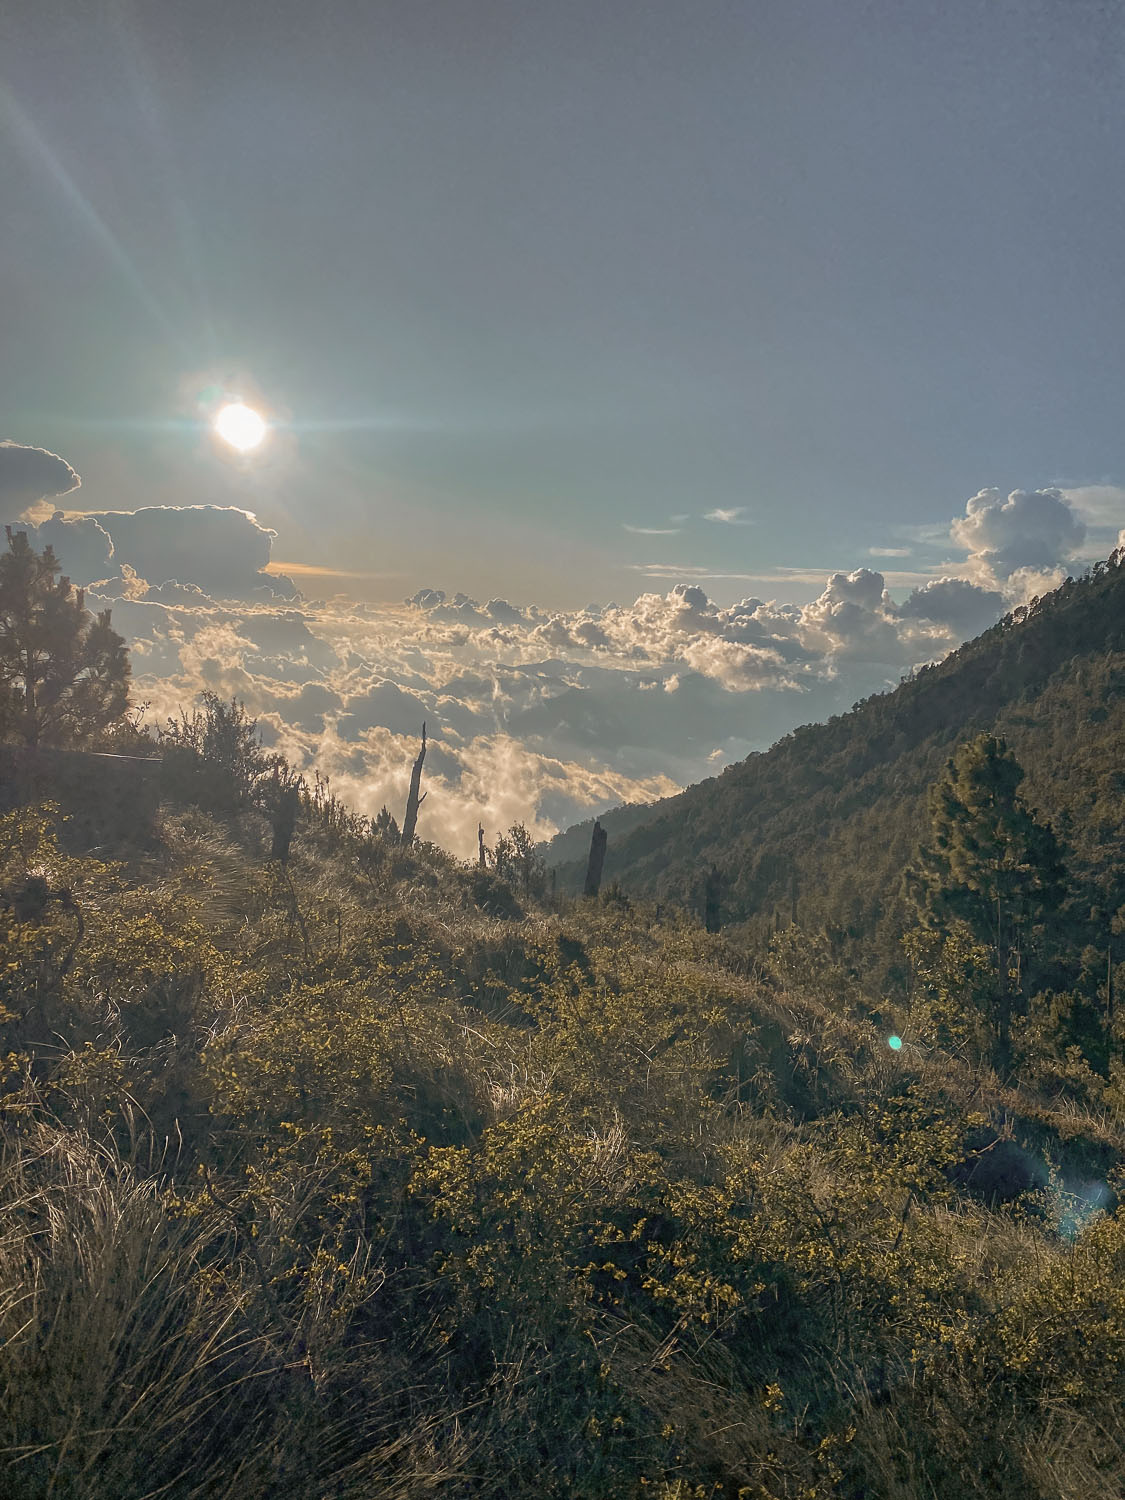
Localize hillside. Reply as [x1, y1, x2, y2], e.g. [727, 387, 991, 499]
[3, 738, 1125, 1498]
[548, 551, 1125, 971]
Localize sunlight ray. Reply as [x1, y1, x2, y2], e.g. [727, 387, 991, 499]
[0, 85, 184, 351]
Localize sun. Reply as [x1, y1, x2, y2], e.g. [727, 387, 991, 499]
[214, 401, 267, 452]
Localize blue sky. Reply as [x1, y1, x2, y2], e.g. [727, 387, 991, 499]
[5, 0, 1125, 605]
[3, 1, 1125, 849]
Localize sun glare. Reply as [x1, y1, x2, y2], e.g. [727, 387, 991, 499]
[214, 401, 267, 451]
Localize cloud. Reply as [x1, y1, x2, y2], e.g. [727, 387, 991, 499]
[107, 558, 1012, 857]
[900, 573, 1002, 627]
[1061, 485, 1125, 528]
[407, 588, 447, 610]
[799, 569, 906, 664]
[815, 567, 887, 613]
[26, 511, 114, 586]
[0, 442, 81, 522]
[51, 455, 1113, 860]
[623, 524, 682, 535]
[236, 611, 338, 669]
[406, 588, 499, 626]
[895, 576, 1005, 636]
[870, 546, 912, 557]
[339, 679, 433, 738]
[484, 597, 527, 625]
[84, 505, 299, 600]
[283, 682, 342, 733]
[626, 563, 770, 582]
[141, 580, 211, 606]
[678, 637, 789, 691]
[703, 507, 752, 524]
[951, 488, 1086, 583]
[264, 560, 391, 581]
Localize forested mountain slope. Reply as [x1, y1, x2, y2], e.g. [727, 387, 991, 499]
[548, 551, 1125, 961]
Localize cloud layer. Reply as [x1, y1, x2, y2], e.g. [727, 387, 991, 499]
[6, 457, 1120, 858]
[91, 557, 1021, 857]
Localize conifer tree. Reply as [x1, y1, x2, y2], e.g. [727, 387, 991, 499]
[908, 733, 1064, 1074]
[0, 528, 130, 747]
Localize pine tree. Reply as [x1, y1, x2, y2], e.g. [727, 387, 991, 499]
[908, 733, 1064, 1074]
[0, 528, 130, 747]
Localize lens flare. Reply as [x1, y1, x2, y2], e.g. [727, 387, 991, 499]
[214, 402, 267, 451]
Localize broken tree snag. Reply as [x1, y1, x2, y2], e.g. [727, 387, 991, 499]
[401, 723, 427, 847]
[478, 822, 487, 868]
[271, 782, 300, 866]
[583, 819, 608, 898]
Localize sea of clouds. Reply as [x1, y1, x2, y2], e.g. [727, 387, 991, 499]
[4, 438, 1123, 858]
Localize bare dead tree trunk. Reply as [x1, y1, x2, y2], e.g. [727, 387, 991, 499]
[478, 822, 487, 869]
[270, 783, 300, 866]
[583, 820, 607, 898]
[401, 723, 427, 847]
[704, 864, 722, 933]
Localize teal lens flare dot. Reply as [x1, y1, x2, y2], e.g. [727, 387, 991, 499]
[888, 1035, 902, 1051]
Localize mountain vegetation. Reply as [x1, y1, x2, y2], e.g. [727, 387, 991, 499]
[2, 532, 1125, 1497]
[549, 551, 1125, 1015]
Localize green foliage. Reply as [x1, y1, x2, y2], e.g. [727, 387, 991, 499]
[0, 528, 130, 746]
[908, 734, 1063, 945]
[907, 734, 1064, 1073]
[3, 767, 1125, 1497]
[158, 692, 271, 814]
[550, 554, 1125, 1030]
[904, 920, 995, 1055]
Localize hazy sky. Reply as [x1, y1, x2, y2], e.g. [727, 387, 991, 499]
[5, 0, 1125, 609]
[5, 2, 1125, 852]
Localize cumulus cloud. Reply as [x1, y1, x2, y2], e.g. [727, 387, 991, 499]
[26, 511, 114, 586]
[484, 597, 527, 625]
[85, 505, 299, 601]
[339, 680, 433, 738]
[817, 567, 886, 613]
[0, 441, 81, 522]
[37, 444, 1113, 859]
[952, 487, 1086, 583]
[236, 612, 337, 669]
[895, 576, 1005, 636]
[407, 588, 447, 610]
[103, 553, 1018, 857]
[799, 569, 909, 664]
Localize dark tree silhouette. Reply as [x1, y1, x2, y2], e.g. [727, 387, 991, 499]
[0, 528, 130, 747]
[583, 820, 608, 898]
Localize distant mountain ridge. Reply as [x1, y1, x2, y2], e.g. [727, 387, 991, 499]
[547, 550, 1125, 959]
